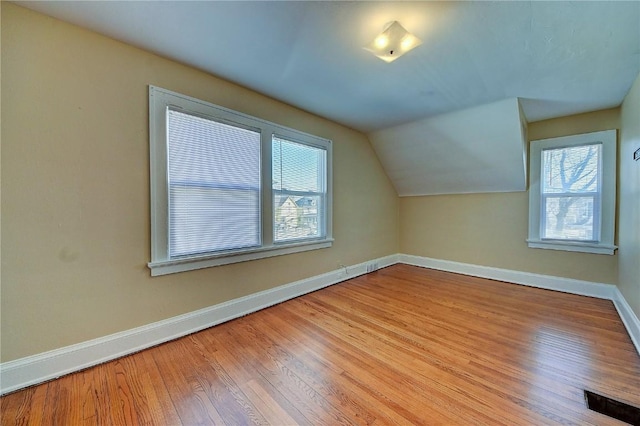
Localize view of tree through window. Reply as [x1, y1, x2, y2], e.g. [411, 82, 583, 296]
[541, 143, 601, 241]
[272, 137, 326, 242]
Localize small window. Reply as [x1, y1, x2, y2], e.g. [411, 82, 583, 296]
[148, 86, 333, 276]
[527, 130, 616, 255]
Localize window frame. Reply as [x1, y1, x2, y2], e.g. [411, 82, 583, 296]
[148, 86, 333, 276]
[527, 129, 617, 255]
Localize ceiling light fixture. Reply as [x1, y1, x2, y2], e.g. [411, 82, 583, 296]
[365, 21, 422, 63]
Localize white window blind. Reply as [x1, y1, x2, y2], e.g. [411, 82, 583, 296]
[167, 110, 261, 257]
[272, 136, 326, 243]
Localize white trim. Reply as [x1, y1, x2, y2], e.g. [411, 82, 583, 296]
[149, 239, 334, 276]
[399, 254, 617, 299]
[0, 254, 399, 396]
[526, 239, 617, 255]
[611, 287, 640, 354]
[3, 253, 639, 395]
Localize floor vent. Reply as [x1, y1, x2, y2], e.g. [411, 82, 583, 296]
[584, 390, 640, 425]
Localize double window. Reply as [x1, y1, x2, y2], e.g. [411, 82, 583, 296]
[149, 86, 332, 276]
[527, 130, 616, 255]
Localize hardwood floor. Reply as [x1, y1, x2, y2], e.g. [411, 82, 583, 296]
[2, 264, 639, 425]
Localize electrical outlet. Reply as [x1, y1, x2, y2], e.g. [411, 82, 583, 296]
[634, 147, 640, 161]
[338, 263, 348, 275]
[366, 262, 379, 273]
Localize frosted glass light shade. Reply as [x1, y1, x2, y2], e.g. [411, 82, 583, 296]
[364, 21, 422, 63]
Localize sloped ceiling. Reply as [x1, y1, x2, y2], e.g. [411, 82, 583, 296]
[370, 98, 527, 196]
[13, 1, 640, 195]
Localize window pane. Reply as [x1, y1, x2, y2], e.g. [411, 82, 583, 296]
[272, 137, 324, 192]
[274, 194, 323, 241]
[168, 110, 261, 257]
[542, 144, 600, 194]
[542, 196, 595, 240]
[272, 136, 326, 243]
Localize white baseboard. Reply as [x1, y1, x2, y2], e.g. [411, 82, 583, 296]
[612, 287, 640, 354]
[399, 254, 618, 299]
[0, 254, 399, 395]
[3, 252, 638, 395]
[399, 254, 639, 354]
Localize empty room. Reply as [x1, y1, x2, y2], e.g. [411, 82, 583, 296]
[1, 1, 639, 425]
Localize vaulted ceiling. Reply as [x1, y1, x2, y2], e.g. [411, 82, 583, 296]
[16, 1, 640, 195]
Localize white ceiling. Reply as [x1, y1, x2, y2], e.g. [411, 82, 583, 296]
[14, 1, 640, 196]
[16, 1, 640, 133]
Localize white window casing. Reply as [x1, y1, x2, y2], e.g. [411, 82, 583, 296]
[148, 86, 333, 276]
[527, 130, 617, 255]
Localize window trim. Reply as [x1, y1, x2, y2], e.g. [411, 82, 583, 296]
[148, 86, 333, 276]
[527, 130, 617, 255]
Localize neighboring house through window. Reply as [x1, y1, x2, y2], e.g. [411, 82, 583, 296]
[274, 196, 320, 241]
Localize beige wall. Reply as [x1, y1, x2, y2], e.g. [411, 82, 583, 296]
[0, 4, 399, 362]
[1, 2, 635, 366]
[619, 72, 640, 318]
[400, 108, 620, 284]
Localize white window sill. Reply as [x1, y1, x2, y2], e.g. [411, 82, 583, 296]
[148, 238, 334, 276]
[526, 239, 617, 255]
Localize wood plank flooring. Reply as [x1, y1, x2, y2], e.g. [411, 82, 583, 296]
[2, 264, 639, 425]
